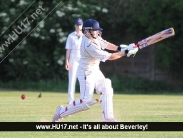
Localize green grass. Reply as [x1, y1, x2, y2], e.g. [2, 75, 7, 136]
[0, 91, 183, 138]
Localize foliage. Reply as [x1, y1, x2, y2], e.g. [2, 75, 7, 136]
[0, 76, 182, 94]
[100, 0, 183, 80]
[0, 0, 183, 83]
[110, 75, 182, 94]
[0, 0, 107, 81]
[0, 79, 69, 91]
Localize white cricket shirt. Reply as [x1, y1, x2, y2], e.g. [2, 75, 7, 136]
[65, 31, 83, 59]
[78, 35, 112, 71]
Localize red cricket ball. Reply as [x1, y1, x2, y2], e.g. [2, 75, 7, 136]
[21, 94, 26, 100]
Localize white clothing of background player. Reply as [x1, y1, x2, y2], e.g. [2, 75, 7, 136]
[65, 18, 83, 104]
[53, 19, 138, 122]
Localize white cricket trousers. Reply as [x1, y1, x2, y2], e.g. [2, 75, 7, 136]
[77, 68, 105, 101]
[68, 58, 80, 103]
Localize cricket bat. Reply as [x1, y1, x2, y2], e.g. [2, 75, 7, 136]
[134, 28, 175, 49]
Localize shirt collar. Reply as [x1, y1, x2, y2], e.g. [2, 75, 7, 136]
[74, 31, 83, 36]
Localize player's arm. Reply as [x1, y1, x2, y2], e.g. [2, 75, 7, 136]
[65, 49, 71, 70]
[98, 37, 118, 51]
[87, 41, 138, 62]
[108, 51, 126, 60]
[106, 42, 127, 60]
[108, 43, 139, 60]
[105, 43, 118, 51]
[65, 35, 72, 70]
[98, 37, 127, 51]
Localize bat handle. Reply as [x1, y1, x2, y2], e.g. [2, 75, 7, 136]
[133, 44, 139, 49]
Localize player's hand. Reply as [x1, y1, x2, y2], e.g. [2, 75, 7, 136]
[127, 44, 138, 57]
[119, 43, 138, 57]
[65, 61, 69, 70]
[119, 43, 135, 51]
[127, 43, 136, 51]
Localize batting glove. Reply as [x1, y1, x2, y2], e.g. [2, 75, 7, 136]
[118, 43, 138, 57]
[125, 43, 138, 57]
[127, 48, 138, 57]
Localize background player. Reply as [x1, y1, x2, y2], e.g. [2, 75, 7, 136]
[65, 18, 83, 104]
[53, 19, 138, 122]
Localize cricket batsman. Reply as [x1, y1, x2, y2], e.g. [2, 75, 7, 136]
[52, 19, 138, 122]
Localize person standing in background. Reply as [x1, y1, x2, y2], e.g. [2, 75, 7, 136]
[65, 18, 83, 104]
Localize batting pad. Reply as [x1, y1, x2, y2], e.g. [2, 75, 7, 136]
[99, 79, 114, 120]
[60, 99, 99, 118]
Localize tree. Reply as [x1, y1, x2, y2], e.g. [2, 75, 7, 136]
[0, 0, 108, 81]
[0, 0, 183, 82]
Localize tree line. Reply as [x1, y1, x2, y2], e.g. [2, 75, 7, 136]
[0, 0, 182, 82]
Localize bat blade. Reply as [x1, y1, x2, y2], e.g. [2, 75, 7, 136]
[135, 28, 175, 49]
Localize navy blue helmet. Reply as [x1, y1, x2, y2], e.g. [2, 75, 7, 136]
[83, 19, 103, 31]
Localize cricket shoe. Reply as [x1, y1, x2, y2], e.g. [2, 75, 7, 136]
[52, 106, 64, 122]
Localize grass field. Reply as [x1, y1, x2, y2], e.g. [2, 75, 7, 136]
[0, 91, 183, 138]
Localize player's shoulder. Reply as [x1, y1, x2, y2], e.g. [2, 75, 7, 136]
[82, 37, 101, 51]
[82, 35, 90, 44]
[68, 31, 76, 37]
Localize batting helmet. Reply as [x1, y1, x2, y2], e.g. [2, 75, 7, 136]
[83, 19, 103, 31]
